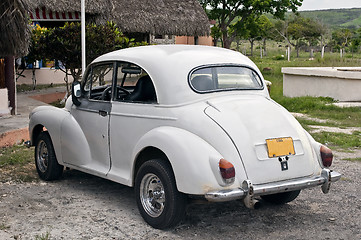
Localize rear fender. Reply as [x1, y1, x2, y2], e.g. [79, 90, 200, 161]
[132, 126, 241, 195]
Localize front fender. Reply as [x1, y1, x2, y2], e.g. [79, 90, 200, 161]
[132, 126, 240, 195]
[29, 106, 70, 165]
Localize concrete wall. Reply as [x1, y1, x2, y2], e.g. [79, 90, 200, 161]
[282, 67, 361, 102]
[0, 88, 10, 115]
[17, 68, 74, 85]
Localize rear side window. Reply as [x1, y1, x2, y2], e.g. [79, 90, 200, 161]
[190, 65, 263, 92]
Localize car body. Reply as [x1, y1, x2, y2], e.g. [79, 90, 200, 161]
[29, 45, 341, 229]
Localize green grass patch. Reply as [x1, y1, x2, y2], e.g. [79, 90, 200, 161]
[17, 83, 65, 93]
[0, 223, 10, 230]
[311, 131, 361, 150]
[343, 157, 361, 162]
[49, 99, 65, 108]
[0, 145, 38, 182]
[35, 231, 51, 240]
[0, 145, 33, 166]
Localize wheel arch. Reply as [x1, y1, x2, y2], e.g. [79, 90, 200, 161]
[31, 124, 46, 146]
[29, 106, 70, 165]
[133, 146, 170, 182]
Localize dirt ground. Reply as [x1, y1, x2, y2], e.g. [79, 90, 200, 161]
[0, 153, 360, 240]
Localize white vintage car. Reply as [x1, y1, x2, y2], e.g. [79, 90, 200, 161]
[29, 45, 341, 229]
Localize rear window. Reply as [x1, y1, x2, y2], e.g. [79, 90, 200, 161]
[190, 65, 263, 92]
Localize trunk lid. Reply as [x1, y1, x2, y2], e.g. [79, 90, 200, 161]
[205, 95, 316, 184]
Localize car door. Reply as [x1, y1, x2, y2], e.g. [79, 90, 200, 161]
[106, 62, 163, 184]
[62, 62, 115, 175]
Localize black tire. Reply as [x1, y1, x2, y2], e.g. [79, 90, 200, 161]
[135, 159, 186, 229]
[261, 190, 301, 205]
[34, 131, 63, 181]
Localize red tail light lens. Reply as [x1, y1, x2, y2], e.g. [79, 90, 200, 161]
[320, 145, 333, 167]
[219, 159, 235, 184]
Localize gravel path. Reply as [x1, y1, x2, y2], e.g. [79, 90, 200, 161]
[0, 156, 360, 240]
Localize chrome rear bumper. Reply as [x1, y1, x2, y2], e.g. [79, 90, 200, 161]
[205, 169, 341, 202]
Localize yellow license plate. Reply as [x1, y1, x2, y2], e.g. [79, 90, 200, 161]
[266, 137, 295, 158]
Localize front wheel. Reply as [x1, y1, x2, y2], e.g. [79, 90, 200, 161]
[35, 131, 63, 181]
[135, 159, 186, 229]
[261, 190, 301, 205]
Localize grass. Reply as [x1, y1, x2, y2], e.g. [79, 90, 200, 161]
[343, 157, 361, 162]
[35, 231, 51, 240]
[0, 223, 10, 230]
[17, 83, 65, 93]
[49, 99, 65, 108]
[0, 145, 38, 183]
[311, 131, 361, 150]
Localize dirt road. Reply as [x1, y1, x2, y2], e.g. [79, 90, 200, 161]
[0, 156, 360, 240]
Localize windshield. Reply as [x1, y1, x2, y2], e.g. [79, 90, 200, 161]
[190, 65, 263, 92]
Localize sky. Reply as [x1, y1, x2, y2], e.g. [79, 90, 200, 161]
[298, 0, 361, 11]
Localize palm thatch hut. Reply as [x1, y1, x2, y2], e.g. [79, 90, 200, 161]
[26, 0, 210, 37]
[1, 0, 31, 115]
[0, 0, 31, 57]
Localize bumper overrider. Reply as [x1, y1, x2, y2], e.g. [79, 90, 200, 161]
[205, 169, 341, 207]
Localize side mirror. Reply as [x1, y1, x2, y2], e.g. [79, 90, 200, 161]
[72, 81, 81, 106]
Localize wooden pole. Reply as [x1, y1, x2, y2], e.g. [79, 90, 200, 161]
[4, 56, 16, 115]
[81, 0, 86, 75]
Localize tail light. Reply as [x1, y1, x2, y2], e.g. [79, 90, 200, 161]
[219, 159, 235, 184]
[320, 145, 333, 167]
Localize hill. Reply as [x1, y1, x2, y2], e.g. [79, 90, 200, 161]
[297, 8, 361, 29]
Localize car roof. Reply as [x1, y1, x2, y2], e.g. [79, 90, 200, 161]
[92, 45, 267, 105]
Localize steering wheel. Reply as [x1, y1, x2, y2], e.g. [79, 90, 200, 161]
[101, 86, 130, 100]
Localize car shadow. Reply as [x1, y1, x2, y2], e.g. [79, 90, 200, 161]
[56, 169, 325, 236]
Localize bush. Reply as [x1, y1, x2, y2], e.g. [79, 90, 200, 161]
[273, 54, 285, 60]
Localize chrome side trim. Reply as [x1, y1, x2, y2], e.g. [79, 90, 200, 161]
[205, 170, 341, 202]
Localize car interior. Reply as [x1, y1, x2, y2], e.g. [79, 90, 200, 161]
[85, 63, 157, 104]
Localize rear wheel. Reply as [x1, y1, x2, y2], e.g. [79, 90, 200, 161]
[35, 131, 63, 181]
[135, 159, 186, 229]
[261, 190, 301, 205]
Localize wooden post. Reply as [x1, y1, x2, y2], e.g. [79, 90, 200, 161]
[4, 56, 16, 115]
[321, 46, 325, 58]
[0, 59, 5, 88]
[287, 46, 291, 62]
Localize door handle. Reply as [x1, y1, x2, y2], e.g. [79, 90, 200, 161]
[99, 110, 108, 117]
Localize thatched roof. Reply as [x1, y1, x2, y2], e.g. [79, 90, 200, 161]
[0, 0, 31, 56]
[27, 0, 210, 36]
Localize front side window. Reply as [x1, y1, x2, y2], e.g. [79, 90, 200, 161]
[83, 63, 114, 100]
[190, 65, 263, 93]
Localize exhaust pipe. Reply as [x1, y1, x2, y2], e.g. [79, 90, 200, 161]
[242, 180, 261, 209]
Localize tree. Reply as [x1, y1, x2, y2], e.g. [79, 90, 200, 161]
[210, 25, 222, 46]
[199, 0, 302, 49]
[331, 28, 353, 55]
[22, 24, 48, 89]
[274, 15, 325, 57]
[37, 22, 147, 95]
[239, 15, 273, 56]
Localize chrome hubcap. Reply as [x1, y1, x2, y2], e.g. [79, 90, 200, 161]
[36, 140, 48, 173]
[140, 173, 165, 217]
